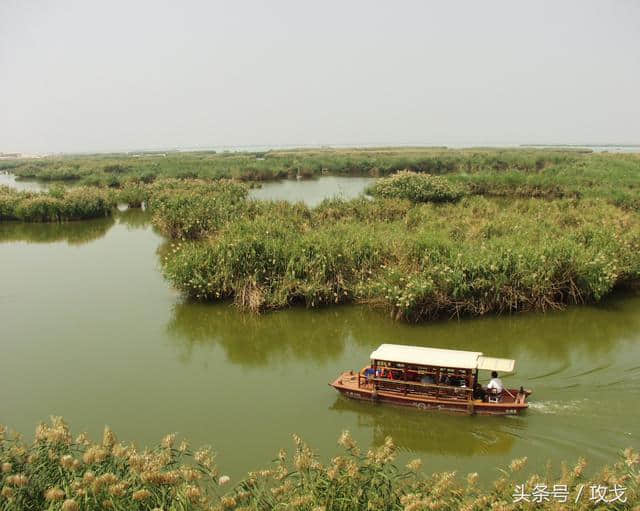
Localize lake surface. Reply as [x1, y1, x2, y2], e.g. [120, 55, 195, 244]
[249, 176, 375, 206]
[1, 181, 639, 483]
[0, 171, 49, 192]
[0, 174, 640, 480]
[1, 173, 375, 207]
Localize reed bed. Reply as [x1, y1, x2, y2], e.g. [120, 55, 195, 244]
[10, 148, 577, 183]
[146, 179, 249, 239]
[8, 149, 640, 210]
[159, 191, 640, 321]
[0, 418, 222, 511]
[0, 186, 112, 222]
[1, 419, 638, 510]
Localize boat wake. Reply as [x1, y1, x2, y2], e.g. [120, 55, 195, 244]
[528, 399, 587, 415]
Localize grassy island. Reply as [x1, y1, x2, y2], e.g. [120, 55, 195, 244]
[156, 184, 639, 321]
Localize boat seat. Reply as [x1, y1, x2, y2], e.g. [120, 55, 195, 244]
[487, 388, 501, 403]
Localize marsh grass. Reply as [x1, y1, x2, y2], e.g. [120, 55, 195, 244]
[0, 418, 222, 511]
[1, 419, 638, 510]
[229, 432, 640, 511]
[147, 179, 249, 239]
[8, 149, 640, 211]
[367, 171, 466, 202]
[159, 194, 640, 321]
[0, 186, 112, 222]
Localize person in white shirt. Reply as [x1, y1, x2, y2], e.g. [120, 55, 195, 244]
[487, 371, 504, 393]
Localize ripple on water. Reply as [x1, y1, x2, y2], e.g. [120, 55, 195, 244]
[528, 399, 588, 415]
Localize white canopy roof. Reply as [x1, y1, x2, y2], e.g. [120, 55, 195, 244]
[477, 356, 515, 373]
[369, 343, 515, 372]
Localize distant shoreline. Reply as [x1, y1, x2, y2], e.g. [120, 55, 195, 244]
[2, 142, 640, 159]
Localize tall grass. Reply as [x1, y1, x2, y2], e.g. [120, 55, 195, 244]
[8, 149, 639, 210]
[146, 179, 249, 239]
[0, 186, 112, 222]
[0, 418, 222, 511]
[159, 193, 640, 321]
[1, 419, 638, 510]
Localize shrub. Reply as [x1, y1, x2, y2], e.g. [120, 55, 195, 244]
[368, 171, 466, 203]
[102, 164, 130, 174]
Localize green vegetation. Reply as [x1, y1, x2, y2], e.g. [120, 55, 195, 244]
[6, 148, 640, 210]
[158, 185, 640, 320]
[367, 171, 465, 202]
[0, 186, 112, 222]
[0, 418, 221, 511]
[3, 148, 640, 320]
[147, 180, 249, 239]
[12, 147, 569, 183]
[1, 418, 638, 510]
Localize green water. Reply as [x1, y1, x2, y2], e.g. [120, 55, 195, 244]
[248, 176, 375, 206]
[1, 206, 639, 483]
[1, 173, 375, 206]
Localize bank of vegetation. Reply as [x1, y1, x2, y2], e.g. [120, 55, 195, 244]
[156, 176, 640, 321]
[2, 149, 640, 321]
[0, 186, 112, 222]
[7, 147, 579, 183]
[0, 418, 637, 510]
[5, 148, 640, 211]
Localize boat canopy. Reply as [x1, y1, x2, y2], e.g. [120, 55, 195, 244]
[477, 356, 515, 372]
[370, 344, 515, 372]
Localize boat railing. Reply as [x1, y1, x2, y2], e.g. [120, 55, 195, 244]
[358, 374, 473, 401]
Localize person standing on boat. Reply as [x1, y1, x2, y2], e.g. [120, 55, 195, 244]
[487, 371, 504, 393]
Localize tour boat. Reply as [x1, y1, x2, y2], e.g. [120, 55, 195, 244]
[330, 344, 531, 415]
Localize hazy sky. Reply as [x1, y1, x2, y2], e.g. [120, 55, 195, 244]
[1, 0, 639, 153]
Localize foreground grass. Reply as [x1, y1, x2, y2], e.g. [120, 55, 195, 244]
[1, 418, 638, 510]
[157, 181, 640, 321]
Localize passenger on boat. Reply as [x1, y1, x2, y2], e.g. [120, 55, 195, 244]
[407, 370, 420, 382]
[473, 382, 486, 401]
[487, 371, 504, 393]
[420, 374, 435, 385]
[448, 375, 464, 387]
[377, 368, 393, 379]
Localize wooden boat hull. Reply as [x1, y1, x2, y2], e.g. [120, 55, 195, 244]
[330, 372, 529, 416]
